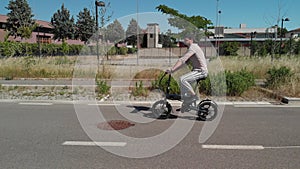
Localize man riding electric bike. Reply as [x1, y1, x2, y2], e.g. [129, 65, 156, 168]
[166, 35, 208, 109]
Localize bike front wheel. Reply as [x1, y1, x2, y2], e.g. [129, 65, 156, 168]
[151, 100, 172, 119]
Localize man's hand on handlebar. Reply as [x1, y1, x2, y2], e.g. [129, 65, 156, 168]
[165, 69, 172, 74]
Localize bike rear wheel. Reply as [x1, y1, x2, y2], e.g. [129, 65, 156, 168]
[197, 100, 218, 121]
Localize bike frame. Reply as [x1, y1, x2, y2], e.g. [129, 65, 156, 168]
[159, 72, 217, 109]
[153, 72, 218, 121]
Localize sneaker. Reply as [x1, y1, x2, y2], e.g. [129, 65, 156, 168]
[176, 95, 198, 113]
[183, 95, 198, 103]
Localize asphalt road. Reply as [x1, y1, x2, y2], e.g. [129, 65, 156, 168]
[1, 101, 300, 169]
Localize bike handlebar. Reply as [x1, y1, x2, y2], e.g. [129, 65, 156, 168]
[158, 72, 172, 94]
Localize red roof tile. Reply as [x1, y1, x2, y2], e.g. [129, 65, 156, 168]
[36, 20, 53, 29]
[0, 14, 53, 29]
[290, 28, 300, 32]
[0, 14, 8, 23]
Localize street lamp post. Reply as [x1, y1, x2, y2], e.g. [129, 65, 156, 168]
[250, 31, 256, 57]
[215, 0, 221, 56]
[280, 18, 290, 56]
[95, 0, 105, 69]
[37, 25, 41, 58]
[215, 10, 221, 56]
[290, 32, 294, 55]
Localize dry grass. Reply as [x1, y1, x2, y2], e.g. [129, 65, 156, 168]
[133, 68, 162, 79]
[219, 55, 300, 79]
[0, 56, 77, 79]
[1, 55, 300, 97]
[217, 55, 300, 97]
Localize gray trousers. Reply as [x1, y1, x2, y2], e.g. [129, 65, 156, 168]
[180, 69, 207, 96]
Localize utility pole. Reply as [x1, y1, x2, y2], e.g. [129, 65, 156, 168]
[95, 0, 105, 72]
[279, 18, 290, 56]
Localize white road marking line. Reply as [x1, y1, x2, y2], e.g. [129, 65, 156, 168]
[233, 102, 270, 105]
[19, 102, 53, 106]
[88, 103, 121, 106]
[265, 146, 300, 149]
[234, 104, 300, 108]
[202, 145, 265, 150]
[62, 141, 127, 147]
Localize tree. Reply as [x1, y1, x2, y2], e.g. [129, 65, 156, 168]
[5, 0, 36, 39]
[220, 42, 240, 56]
[51, 4, 76, 42]
[156, 5, 211, 29]
[295, 40, 300, 55]
[125, 19, 142, 47]
[76, 8, 96, 44]
[105, 19, 125, 43]
[125, 19, 141, 37]
[156, 5, 212, 40]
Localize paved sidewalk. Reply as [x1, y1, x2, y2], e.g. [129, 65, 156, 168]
[1, 79, 299, 105]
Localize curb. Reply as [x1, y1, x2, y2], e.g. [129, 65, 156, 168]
[282, 97, 300, 105]
[256, 87, 300, 104]
[0, 99, 272, 106]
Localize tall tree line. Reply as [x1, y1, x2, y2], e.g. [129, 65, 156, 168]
[4, 0, 142, 45]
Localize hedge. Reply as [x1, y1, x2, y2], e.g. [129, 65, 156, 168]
[0, 41, 83, 57]
[0, 41, 139, 57]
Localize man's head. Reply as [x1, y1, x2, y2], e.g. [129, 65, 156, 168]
[183, 35, 195, 46]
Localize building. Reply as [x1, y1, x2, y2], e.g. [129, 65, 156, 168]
[288, 28, 300, 40]
[205, 24, 297, 56]
[207, 24, 280, 45]
[146, 23, 161, 48]
[0, 14, 83, 45]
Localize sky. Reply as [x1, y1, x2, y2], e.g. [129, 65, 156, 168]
[0, 0, 299, 31]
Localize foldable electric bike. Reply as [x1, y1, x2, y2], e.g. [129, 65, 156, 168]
[151, 72, 218, 121]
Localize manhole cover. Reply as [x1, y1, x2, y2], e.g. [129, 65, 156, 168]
[97, 120, 135, 130]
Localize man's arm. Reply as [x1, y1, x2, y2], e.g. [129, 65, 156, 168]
[169, 50, 194, 73]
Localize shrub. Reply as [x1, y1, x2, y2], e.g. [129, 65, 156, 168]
[200, 69, 255, 96]
[265, 66, 293, 89]
[133, 69, 162, 79]
[220, 41, 240, 56]
[131, 81, 149, 97]
[0, 41, 21, 57]
[118, 47, 128, 55]
[127, 47, 137, 54]
[95, 80, 110, 96]
[199, 73, 227, 96]
[69, 45, 82, 55]
[151, 73, 180, 95]
[60, 42, 70, 56]
[225, 70, 255, 96]
[107, 46, 117, 55]
[107, 47, 131, 56]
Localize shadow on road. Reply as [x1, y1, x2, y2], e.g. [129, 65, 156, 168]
[126, 105, 203, 121]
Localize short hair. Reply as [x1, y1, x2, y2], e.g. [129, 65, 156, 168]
[184, 34, 195, 41]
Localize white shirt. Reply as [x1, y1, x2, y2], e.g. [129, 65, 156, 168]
[179, 43, 208, 73]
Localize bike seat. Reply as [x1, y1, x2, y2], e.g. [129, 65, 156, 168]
[166, 94, 181, 100]
[196, 76, 207, 84]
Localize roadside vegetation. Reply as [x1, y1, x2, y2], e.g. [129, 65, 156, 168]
[0, 56, 76, 79]
[1, 0, 299, 100]
[1, 55, 299, 98]
[219, 55, 300, 97]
